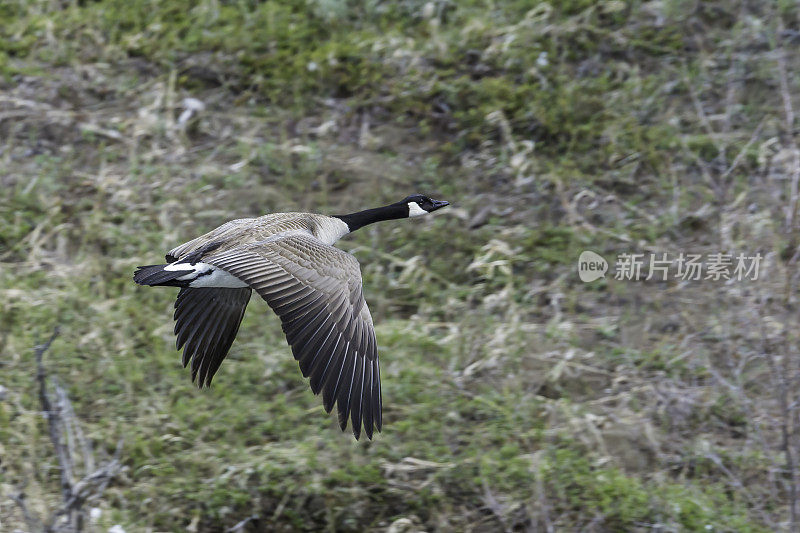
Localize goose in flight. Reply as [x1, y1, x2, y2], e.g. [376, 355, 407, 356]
[133, 195, 449, 439]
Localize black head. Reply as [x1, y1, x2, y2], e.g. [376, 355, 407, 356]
[401, 194, 450, 217]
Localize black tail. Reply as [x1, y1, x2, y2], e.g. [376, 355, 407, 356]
[133, 264, 193, 287]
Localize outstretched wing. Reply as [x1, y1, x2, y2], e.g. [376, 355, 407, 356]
[173, 287, 252, 387]
[205, 234, 381, 440]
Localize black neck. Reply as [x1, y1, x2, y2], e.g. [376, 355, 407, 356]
[334, 203, 407, 232]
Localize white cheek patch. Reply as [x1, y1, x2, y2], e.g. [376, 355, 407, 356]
[407, 202, 427, 217]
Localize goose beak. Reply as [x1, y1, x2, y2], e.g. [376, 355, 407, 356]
[431, 199, 450, 211]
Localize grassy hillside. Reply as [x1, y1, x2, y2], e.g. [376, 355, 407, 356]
[2, 0, 799, 530]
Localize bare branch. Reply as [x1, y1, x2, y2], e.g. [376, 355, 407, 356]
[682, 68, 720, 148]
[719, 118, 765, 182]
[776, 17, 800, 234]
[9, 490, 42, 533]
[35, 327, 74, 504]
[756, 298, 798, 527]
[29, 327, 124, 532]
[226, 515, 260, 532]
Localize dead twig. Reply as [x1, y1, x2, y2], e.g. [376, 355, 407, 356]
[9, 489, 42, 532]
[35, 327, 73, 504]
[756, 299, 798, 528]
[719, 118, 765, 182]
[481, 478, 512, 533]
[12, 327, 125, 532]
[226, 515, 260, 532]
[778, 51, 800, 242]
[773, 13, 800, 529]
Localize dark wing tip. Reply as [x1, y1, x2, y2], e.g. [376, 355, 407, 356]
[362, 412, 374, 440]
[173, 287, 251, 390]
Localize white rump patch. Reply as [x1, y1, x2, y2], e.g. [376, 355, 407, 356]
[189, 268, 249, 288]
[188, 264, 249, 288]
[166, 261, 249, 288]
[164, 261, 206, 273]
[407, 202, 427, 217]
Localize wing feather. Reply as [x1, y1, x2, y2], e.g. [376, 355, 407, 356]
[172, 287, 251, 387]
[336, 349, 358, 431]
[205, 234, 381, 439]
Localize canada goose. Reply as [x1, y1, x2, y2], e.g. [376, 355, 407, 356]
[133, 194, 449, 439]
